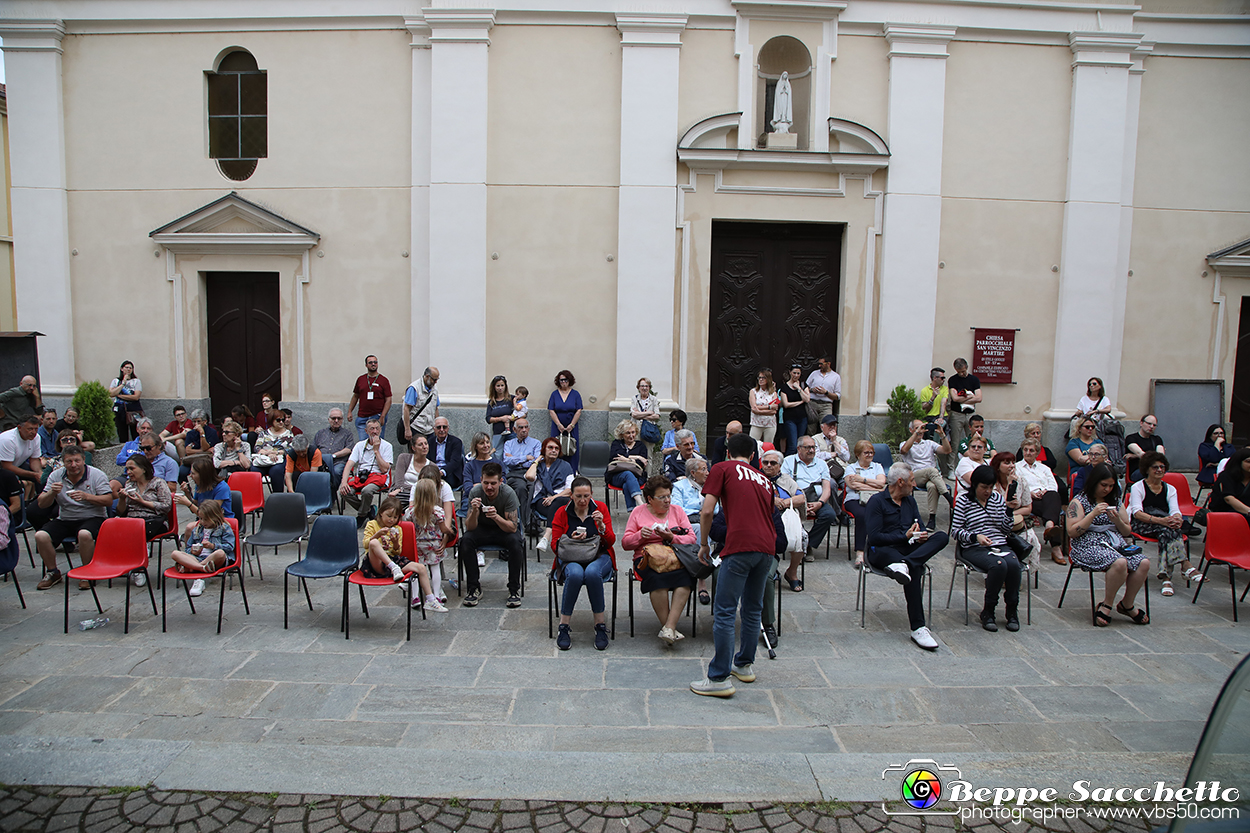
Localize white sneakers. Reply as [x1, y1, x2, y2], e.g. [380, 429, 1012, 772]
[130, 571, 147, 588]
[389, 562, 405, 581]
[690, 677, 735, 697]
[189, 579, 205, 597]
[886, 562, 911, 584]
[424, 596, 449, 612]
[911, 626, 939, 651]
[537, 530, 552, 552]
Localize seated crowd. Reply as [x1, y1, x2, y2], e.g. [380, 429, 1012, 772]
[11, 357, 1249, 665]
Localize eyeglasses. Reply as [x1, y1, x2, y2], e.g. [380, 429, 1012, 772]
[140, 445, 156, 451]
[330, 416, 343, 421]
[557, 377, 569, 383]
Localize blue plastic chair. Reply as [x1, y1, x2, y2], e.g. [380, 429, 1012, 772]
[872, 443, 894, 469]
[1, 533, 25, 609]
[294, 471, 333, 517]
[283, 515, 359, 629]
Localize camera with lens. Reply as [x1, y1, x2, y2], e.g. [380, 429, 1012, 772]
[922, 421, 939, 441]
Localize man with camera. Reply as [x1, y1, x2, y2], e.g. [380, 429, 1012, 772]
[900, 418, 951, 531]
[339, 417, 393, 528]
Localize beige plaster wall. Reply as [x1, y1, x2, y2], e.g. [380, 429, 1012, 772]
[1122, 207, 1250, 418]
[61, 28, 412, 191]
[484, 184, 619, 408]
[678, 26, 737, 137]
[933, 197, 1065, 419]
[66, 185, 412, 404]
[678, 165, 879, 412]
[828, 35, 888, 138]
[487, 24, 621, 187]
[942, 40, 1071, 203]
[1135, 56, 1250, 213]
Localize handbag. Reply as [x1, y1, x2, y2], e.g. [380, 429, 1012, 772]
[1005, 532, 1033, 560]
[607, 459, 645, 478]
[558, 431, 577, 458]
[673, 541, 713, 580]
[639, 419, 661, 443]
[641, 542, 680, 573]
[781, 506, 806, 553]
[557, 533, 600, 565]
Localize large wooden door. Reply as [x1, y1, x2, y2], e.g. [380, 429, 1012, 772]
[206, 272, 281, 423]
[1232, 296, 1250, 447]
[706, 222, 842, 438]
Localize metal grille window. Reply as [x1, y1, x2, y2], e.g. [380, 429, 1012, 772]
[207, 50, 267, 181]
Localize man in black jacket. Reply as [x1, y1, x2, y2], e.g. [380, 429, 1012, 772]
[425, 417, 465, 491]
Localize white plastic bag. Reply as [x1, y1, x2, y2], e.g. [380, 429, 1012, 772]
[781, 506, 807, 553]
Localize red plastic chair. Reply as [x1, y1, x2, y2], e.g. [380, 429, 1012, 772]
[228, 472, 265, 533]
[345, 521, 424, 640]
[1192, 513, 1250, 621]
[1163, 473, 1200, 519]
[64, 518, 156, 633]
[147, 501, 180, 587]
[161, 518, 250, 633]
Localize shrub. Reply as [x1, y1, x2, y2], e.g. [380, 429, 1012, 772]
[876, 384, 924, 452]
[71, 380, 117, 445]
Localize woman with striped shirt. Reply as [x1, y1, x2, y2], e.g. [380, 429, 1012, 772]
[952, 464, 1024, 633]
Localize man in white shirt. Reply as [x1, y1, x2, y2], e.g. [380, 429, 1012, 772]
[804, 356, 841, 431]
[0, 415, 44, 498]
[899, 419, 951, 530]
[781, 437, 838, 560]
[339, 417, 394, 528]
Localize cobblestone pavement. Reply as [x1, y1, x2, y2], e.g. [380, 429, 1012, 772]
[0, 786, 1155, 833]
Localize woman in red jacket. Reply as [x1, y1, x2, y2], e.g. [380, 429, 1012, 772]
[551, 476, 616, 651]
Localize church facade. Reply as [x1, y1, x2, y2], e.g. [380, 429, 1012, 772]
[1, 0, 1248, 448]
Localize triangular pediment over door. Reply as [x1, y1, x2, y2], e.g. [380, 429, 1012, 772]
[150, 191, 320, 254]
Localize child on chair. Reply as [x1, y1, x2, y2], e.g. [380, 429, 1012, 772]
[406, 479, 449, 609]
[170, 499, 235, 597]
[361, 496, 445, 612]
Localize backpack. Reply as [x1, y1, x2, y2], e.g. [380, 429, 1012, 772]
[1098, 420, 1127, 478]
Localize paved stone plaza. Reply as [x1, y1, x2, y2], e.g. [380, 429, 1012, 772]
[0, 477, 1243, 822]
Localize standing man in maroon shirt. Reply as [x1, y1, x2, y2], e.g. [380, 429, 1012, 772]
[347, 355, 392, 441]
[691, 432, 776, 698]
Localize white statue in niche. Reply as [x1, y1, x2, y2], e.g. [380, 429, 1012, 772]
[771, 71, 793, 134]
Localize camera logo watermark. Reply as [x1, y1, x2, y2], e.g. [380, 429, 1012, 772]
[882, 759, 961, 816]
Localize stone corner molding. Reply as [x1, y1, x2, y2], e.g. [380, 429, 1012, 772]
[0, 19, 66, 52]
[883, 23, 957, 59]
[731, 0, 846, 21]
[1069, 30, 1144, 68]
[424, 9, 496, 44]
[616, 13, 688, 47]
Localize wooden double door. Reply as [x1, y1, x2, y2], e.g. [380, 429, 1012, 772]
[206, 272, 281, 423]
[706, 221, 842, 438]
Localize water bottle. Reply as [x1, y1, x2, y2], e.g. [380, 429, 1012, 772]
[78, 617, 110, 631]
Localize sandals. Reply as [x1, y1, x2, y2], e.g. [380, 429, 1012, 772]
[1183, 567, 1206, 584]
[697, 589, 711, 606]
[1161, 580, 1174, 596]
[1115, 600, 1150, 625]
[1094, 602, 1113, 627]
[784, 573, 803, 592]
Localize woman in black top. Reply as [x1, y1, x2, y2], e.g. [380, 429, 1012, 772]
[778, 364, 810, 455]
[606, 419, 649, 510]
[1211, 448, 1250, 521]
[485, 375, 514, 451]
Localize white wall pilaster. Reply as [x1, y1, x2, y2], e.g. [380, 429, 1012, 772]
[426, 9, 493, 402]
[872, 24, 955, 410]
[407, 17, 432, 388]
[1046, 32, 1143, 420]
[613, 14, 686, 409]
[0, 20, 74, 393]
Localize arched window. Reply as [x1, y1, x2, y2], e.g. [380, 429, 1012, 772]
[207, 49, 267, 181]
[757, 36, 811, 150]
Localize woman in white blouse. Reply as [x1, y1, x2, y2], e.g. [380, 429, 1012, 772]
[843, 440, 885, 566]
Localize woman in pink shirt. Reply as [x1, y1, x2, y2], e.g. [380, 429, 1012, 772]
[622, 475, 698, 646]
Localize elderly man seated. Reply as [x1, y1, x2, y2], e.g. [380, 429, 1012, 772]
[313, 408, 355, 490]
[339, 417, 393, 528]
[781, 435, 839, 562]
[0, 415, 44, 500]
[710, 420, 760, 468]
[865, 462, 951, 651]
[0, 376, 43, 432]
[813, 415, 851, 478]
[502, 417, 542, 532]
[115, 418, 177, 465]
[34, 445, 114, 591]
[663, 429, 705, 482]
[1071, 443, 1109, 492]
[760, 448, 806, 596]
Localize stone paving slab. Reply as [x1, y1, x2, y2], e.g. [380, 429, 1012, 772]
[0, 485, 1243, 807]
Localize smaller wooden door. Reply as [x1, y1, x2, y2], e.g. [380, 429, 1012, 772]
[206, 272, 281, 423]
[1232, 296, 1250, 447]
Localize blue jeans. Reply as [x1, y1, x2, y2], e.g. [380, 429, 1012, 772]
[328, 460, 347, 490]
[708, 550, 772, 681]
[781, 418, 806, 454]
[266, 462, 286, 493]
[607, 470, 642, 509]
[560, 552, 612, 616]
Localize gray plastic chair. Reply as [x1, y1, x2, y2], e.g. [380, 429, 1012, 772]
[243, 492, 308, 579]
